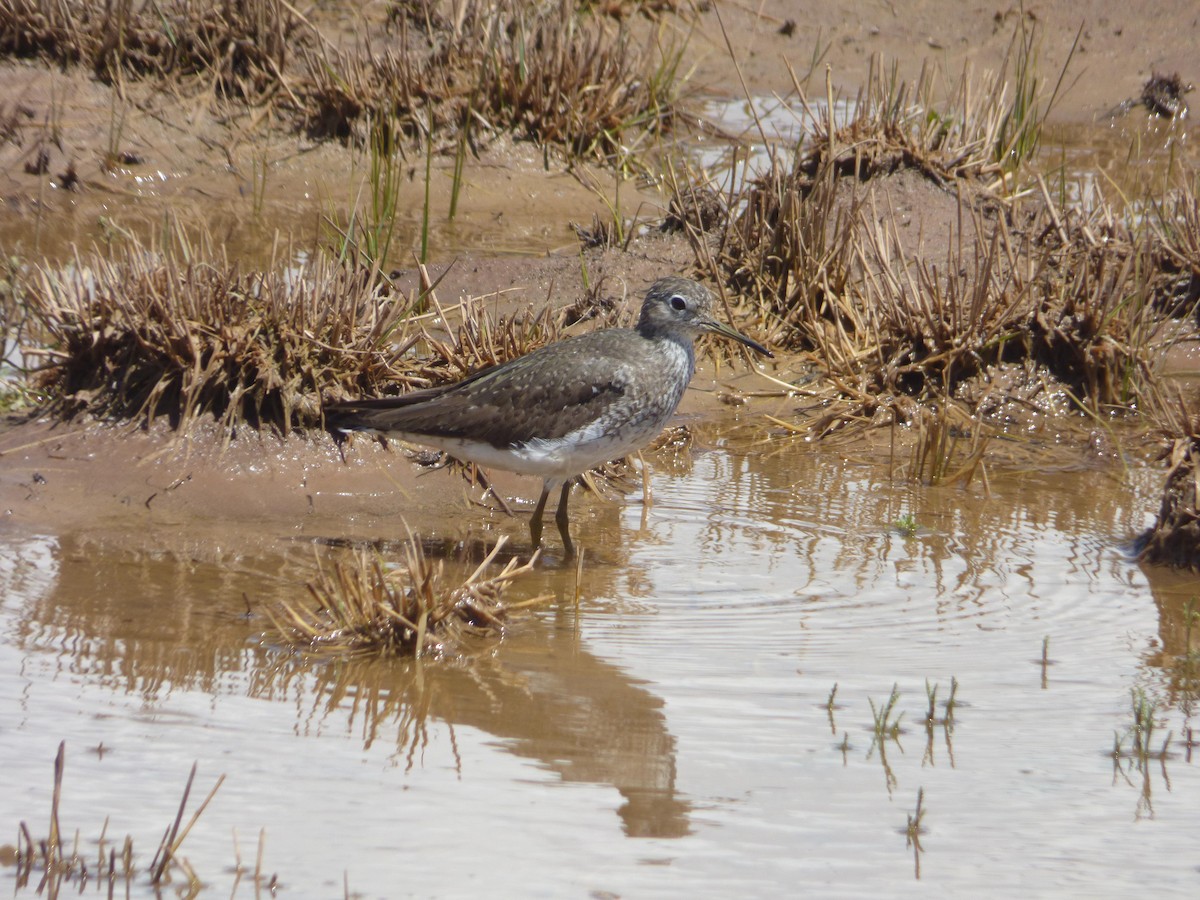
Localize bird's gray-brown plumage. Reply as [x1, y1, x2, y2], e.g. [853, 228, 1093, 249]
[326, 276, 772, 557]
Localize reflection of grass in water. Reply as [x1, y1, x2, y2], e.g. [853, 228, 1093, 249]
[867, 686, 903, 796]
[904, 786, 926, 880]
[925, 677, 958, 728]
[863, 681, 959, 795]
[1112, 686, 1177, 818]
[1175, 600, 1200, 711]
[13, 742, 232, 896]
[1111, 687, 1173, 770]
[267, 533, 548, 659]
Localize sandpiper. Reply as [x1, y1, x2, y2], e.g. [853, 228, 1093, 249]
[326, 276, 772, 557]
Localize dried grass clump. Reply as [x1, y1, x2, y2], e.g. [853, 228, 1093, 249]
[268, 535, 546, 658]
[899, 402, 991, 487]
[297, 0, 683, 157]
[24, 247, 416, 434]
[706, 54, 1184, 434]
[800, 62, 1010, 188]
[738, 39, 1058, 211]
[0, 0, 298, 97]
[1140, 444, 1200, 569]
[717, 42, 1065, 309]
[731, 171, 1164, 435]
[1141, 72, 1192, 119]
[1025, 210, 1160, 411]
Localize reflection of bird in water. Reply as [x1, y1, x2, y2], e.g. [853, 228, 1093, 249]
[276, 622, 692, 839]
[326, 277, 771, 558]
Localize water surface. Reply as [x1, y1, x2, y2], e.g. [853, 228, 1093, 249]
[2, 427, 1197, 897]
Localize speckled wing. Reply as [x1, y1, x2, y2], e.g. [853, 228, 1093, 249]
[326, 329, 645, 448]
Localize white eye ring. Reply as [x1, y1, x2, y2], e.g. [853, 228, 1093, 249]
[670, 294, 687, 311]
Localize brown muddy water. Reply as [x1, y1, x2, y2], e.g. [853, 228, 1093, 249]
[3, 415, 1200, 897]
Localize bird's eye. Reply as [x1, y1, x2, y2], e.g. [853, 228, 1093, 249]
[670, 294, 687, 311]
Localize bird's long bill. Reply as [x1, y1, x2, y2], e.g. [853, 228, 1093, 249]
[703, 318, 774, 358]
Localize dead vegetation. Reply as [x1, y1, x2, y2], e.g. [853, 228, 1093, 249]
[411, 285, 569, 386]
[296, 0, 684, 156]
[13, 742, 231, 896]
[267, 534, 547, 658]
[0, 0, 298, 97]
[696, 58, 1189, 439]
[0, 0, 686, 160]
[22, 246, 419, 434]
[1141, 71, 1193, 120]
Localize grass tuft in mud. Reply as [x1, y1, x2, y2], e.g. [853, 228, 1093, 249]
[409, 285, 570, 385]
[0, 0, 299, 97]
[296, 0, 685, 158]
[705, 56, 1188, 436]
[24, 246, 417, 434]
[267, 534, 547, 658]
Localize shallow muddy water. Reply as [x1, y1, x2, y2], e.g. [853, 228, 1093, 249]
[3, 422, 1199, 897]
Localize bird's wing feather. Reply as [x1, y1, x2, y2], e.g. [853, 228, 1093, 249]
[326, 330, 642, 447]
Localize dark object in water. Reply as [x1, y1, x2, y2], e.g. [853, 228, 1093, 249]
[1141, 72, 1192, 119]
[1139, 439, 1200, 569]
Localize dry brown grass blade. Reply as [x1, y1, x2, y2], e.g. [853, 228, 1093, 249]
[14, 743, 224, 895]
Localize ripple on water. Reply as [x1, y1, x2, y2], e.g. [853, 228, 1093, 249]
[584, 450, 1156, 678]
[1, 441, 1194, 898]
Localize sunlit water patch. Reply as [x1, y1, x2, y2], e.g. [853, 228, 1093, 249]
[1036, 116, 1198, 219]
[694, 96, 857, 191]
[1, 444, 1198, 897]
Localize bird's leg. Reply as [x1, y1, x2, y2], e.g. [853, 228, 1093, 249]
[530, 484, 550, 550]
[555, 480, 575, 559]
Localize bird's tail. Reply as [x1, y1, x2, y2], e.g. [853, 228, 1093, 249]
[323, 393, 434, 433]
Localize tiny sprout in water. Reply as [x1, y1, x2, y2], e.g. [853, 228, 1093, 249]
[894, 513, 918, 537]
